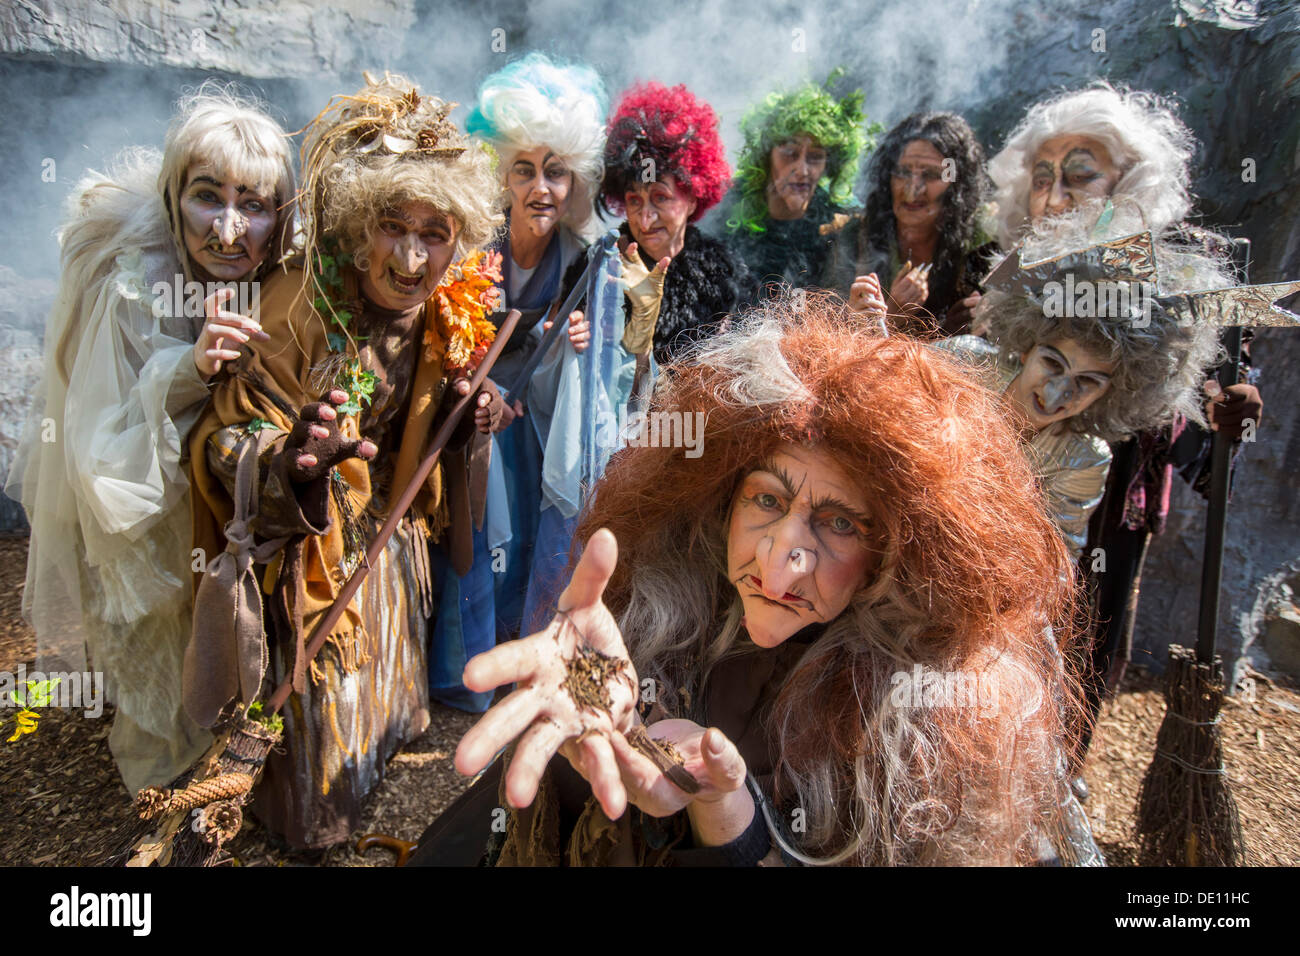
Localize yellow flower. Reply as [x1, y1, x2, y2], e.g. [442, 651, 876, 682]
[6, 709, 39, 743]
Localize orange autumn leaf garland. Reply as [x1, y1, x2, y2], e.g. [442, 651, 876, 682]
[428, 248, 503, 373]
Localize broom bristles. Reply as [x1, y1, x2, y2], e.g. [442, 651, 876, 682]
[96, 714, 280, 867]
[1135, 644, 1245, 866]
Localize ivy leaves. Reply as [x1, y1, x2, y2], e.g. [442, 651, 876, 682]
[334, 361, 378, 417]
[311, 241, 375, 417]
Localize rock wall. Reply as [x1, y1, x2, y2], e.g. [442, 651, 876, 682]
[2, 0, 417, 78]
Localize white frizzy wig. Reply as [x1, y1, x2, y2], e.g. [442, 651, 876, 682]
[158, 80, 297, 281]
[464, 52, 608, 233]
[988, 83, 1196, 250]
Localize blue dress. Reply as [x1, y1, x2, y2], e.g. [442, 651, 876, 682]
[520, 229, 646, 634]
[428, 221, 587, 711]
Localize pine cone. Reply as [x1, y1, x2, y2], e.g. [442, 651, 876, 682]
[142, 773, 254, 817]
[198, 800, 243, 846]
[135, 786, 172, 820]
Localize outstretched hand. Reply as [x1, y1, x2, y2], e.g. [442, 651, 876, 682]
[285, 389, 378, 482]
[455, 529, 640, 818]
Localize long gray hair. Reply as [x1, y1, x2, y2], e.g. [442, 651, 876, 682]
[978, 219, 1231, 441]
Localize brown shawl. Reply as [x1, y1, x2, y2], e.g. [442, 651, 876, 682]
[187, 265, 451, 720]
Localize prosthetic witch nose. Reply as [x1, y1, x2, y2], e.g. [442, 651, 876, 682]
[215, 209, 246, 247]
[398, 233, 427, 273]
[636, 203, 658, 233]
[1042, 374, 1075, 412]
[757, 516, 818, 599]
[1047, 176, 1073, 214]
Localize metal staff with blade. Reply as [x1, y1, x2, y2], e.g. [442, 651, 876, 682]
[1135, 241, 1252, 867]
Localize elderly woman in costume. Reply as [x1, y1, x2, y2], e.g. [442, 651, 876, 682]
[583, 81, 750, 365]
[986, 84, 1263, 794]
[425, 54, 607, 711]
[8, 84, 295, 794]
[939, 231, 1225, 561]
[519, 82, 750, 635]
[184, 74, 503, 849]
[718, 71, 874, 297]
[986, 85, 1258, 443]
[828, 111, 993, 337]
[451, 294, 1089, 866]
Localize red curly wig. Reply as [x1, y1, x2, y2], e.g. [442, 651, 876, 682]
[600, 82, 730, 222]
[575, 292, 1088, 863]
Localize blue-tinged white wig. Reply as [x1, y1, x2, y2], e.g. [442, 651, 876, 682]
[466, 52, 608, 232]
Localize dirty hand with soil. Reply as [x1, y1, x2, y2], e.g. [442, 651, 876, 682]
[454, 529, 754, 844]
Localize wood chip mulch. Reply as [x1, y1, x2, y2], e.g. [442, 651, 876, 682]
[2, 534, 1296, 866]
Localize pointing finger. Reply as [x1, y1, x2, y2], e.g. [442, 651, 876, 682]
[204, 286, 236, 318]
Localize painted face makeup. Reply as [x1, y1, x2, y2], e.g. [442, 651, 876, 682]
[507, 146, 573, 240]
[179, 163, 277, 281]
[726, 445, 881, 649]
[1028, 135, 1123, 221]
[358, 200, 460, 313]
[766, 134, 828, 220]
[624, 174, 697, 261]
[1005, 339, 1116, 431]
[891, 139, 950, 234]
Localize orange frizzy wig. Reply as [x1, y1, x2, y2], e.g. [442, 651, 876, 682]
[577, 292, 1087, 864]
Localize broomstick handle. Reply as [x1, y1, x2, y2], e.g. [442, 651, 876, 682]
[501, 230, 617, 405]
[1195, 239, 1249, 664]
[267, 308, 521, 714]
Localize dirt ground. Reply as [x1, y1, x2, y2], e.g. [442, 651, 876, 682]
[1, 534, 1296, 867]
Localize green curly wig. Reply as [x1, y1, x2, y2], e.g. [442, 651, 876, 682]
[726, 69, 880, 235]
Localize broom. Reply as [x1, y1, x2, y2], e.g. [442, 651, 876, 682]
[100, 308, 521, 867]
[1134, 240, 1249, 866]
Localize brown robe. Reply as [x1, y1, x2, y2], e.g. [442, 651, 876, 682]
[186, 264, 460, 847]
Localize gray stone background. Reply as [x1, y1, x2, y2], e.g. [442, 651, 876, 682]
[1, 0, 1296, 683]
